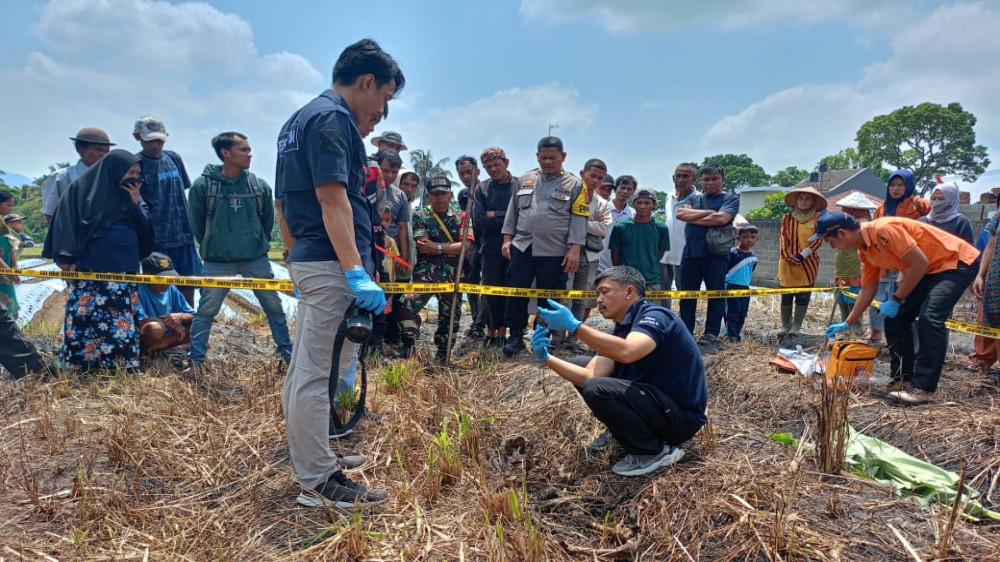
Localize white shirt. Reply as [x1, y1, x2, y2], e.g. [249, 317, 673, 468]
[585, 192, 613, 262]
[41, 160, 90, 218]
[598, 202, 635, 272]
[661, 188, 700, 266]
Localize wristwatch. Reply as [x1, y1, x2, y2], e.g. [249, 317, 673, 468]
[891, 294, 906, 305]
[436, 244, 443, 255]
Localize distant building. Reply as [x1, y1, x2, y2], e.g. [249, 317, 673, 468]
[792, 167, 886, 200]
[736, 185, 790, 214]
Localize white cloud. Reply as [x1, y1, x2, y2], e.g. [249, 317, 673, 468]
[519, 0, 900, 32]
[1, 0, 324, 182]
[699, 2, 1000, 194]
[389, 83, 598, 177]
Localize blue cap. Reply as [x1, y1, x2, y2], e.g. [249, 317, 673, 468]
[809, 211, 858, 241]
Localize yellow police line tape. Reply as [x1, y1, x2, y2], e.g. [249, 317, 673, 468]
[10, 266, 997, 338]
[3, 267, 827, 299]
[841, 289, 1000, 340]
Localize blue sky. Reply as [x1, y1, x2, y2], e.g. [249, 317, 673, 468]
[2, 0, 998, 198]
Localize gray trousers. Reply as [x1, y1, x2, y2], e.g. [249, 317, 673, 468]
[283, 261, 359, 490]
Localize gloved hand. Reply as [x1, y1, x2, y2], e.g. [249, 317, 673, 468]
[825, 322, 851, 338]
[531, 327, 551, 362]
[878, 300, 900, 318]
[345, 266, 386, 313]
[538, 299, 583, 334]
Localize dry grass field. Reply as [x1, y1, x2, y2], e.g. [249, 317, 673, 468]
[2, 292, 1000, 561]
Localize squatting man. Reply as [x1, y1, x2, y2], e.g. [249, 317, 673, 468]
[530, 265, 708, 476]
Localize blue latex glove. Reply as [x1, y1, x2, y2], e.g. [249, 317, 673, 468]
[530, 327, 551, 362]
[825, 322, 851, 338]
[537, 299, 583, 334]
[878, 300, 900, 318]
[345, 266, 386, 313]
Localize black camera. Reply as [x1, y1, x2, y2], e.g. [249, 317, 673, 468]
[343, 304, 373, 343]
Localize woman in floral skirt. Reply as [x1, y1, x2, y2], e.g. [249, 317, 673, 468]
[43, 150, 153, 372]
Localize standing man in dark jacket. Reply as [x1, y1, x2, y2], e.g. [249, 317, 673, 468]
[134, 115, 202, 306]
[185, 132, 292, 375]
[473, 147, 518, 348]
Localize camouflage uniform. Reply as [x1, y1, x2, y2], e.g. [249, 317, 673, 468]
[398, 206, 464, 350]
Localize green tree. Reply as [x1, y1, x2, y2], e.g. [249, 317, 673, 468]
[408, 149, 452, 203]
[856, 102, 990, 195]
[816, 148, 862, 171]
[744, 192, 789, 220]
[699, 153, 770, 192]
[771, 166, 809, 187]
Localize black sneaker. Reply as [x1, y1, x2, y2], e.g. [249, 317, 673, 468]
[297, 471, 388, 508]
[503, 333, 526, 356]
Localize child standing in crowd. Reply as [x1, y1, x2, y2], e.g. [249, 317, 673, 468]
[380, 207, 401, 284]
[724, 225, 758, 342]
[777, 186, 827, 336]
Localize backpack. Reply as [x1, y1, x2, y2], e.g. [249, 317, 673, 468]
[203, 173, 265, 248]
[205, 173, 264, 230]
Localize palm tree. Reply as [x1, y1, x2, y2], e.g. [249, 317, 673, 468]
[409, 149, 452, 205]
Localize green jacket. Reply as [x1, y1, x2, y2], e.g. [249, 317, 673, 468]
[188, 165, 274, 263]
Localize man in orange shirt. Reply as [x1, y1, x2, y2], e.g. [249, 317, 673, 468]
[817, 212, 979, 405]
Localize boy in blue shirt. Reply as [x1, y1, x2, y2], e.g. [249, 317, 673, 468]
[137, 252, 194, 354]
[724, 225, 758, 342]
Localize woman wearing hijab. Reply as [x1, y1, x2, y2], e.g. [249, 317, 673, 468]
[869, 169, 930, 346]
[43, 149, 153, 372]
[919, 182, 974, 244]
[0, 191, 20, 319]
[777, 186, 827, 336]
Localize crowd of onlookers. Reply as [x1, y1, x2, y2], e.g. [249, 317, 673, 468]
[3, 36, 997, 509]
[1, 120, 998, 379]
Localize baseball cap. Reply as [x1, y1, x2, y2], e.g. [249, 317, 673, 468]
[134, 115, 169, 141]
[425, 175, 452, 194]
[634, 188, 657, 201]
[141, 252, 179, 276]
[4, 213, 25, 223]
[809, 211, 858, 241]
[601, 174, 615, 187]
[69, 127, 115, 146]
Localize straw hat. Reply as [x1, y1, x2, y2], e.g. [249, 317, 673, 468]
[784, 185, 827, 211]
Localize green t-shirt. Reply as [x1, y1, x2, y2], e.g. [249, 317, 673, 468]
[609, 219, 670, 285]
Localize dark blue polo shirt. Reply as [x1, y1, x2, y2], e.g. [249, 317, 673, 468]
[683, 192, 740, 259]
[274, 90, 375, 274]
[611, 298, 708, 429]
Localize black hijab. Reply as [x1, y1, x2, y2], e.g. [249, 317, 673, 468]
[43, 149, 141, 260]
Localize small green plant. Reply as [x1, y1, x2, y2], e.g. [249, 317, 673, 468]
[431, 419, 462, 485]
[335, 388, 357, 411]
[380, 361, 412, 391]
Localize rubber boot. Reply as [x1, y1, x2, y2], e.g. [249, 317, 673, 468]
[778, 304, 793, 336]
[789, 302, 809, 336]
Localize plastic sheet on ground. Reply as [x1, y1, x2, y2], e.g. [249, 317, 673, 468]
[778, 346, 822, 376]
[14, 279, 65, 327]
[845, 427, 1000, 521]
